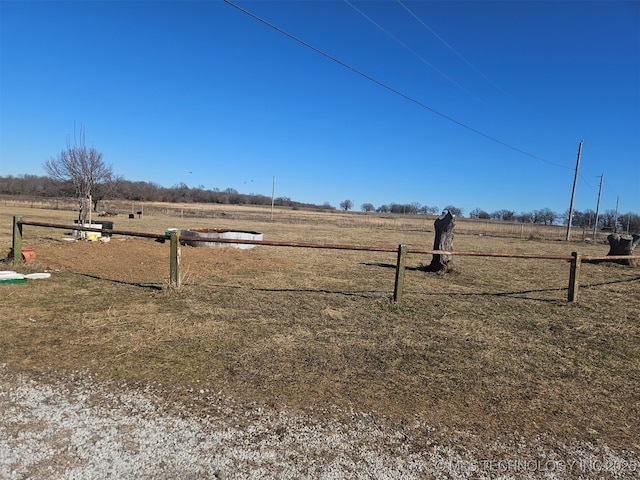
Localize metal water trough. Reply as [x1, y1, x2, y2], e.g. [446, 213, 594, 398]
[180, 228, 263, 249]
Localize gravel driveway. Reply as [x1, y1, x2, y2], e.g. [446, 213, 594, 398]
[1, 366, 638, 479]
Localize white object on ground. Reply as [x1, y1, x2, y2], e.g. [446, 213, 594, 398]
[25, 273, 52, 280]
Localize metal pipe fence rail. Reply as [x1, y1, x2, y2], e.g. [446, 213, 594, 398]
[11, 216, 637, 303]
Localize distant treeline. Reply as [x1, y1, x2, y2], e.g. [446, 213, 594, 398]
[1, 174, 638, 232]
[0, 174, 328, 211]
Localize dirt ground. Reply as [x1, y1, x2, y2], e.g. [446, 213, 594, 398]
[2, 206, 640, 478]
[23, 234, 293, 285]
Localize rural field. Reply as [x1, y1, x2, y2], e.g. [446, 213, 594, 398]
[1, 201, 639, 479]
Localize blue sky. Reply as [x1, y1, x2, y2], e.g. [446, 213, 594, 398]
[1, 0, 638, 215]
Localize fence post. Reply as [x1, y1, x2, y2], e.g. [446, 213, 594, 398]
[169, 231, 181, 288]
[12, 215, 23, 264]
[393, 244, 407, 303]
[568, 251, 581, 302]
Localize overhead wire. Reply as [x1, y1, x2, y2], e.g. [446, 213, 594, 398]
[343, 0, 473, 96]
[395, 0, 508, 96]
[578, 173, 600, 194]
[223, 0, 571, 170]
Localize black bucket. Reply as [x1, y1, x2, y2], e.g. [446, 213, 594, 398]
[94, 221, 114, 236]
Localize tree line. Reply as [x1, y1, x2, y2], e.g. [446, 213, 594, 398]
[351, 200, 637, 232]
[6, 128, 636, 232]
[0, 174, 329, 211]
[1, 173, 638, 232]
[467, 206, 638, 232]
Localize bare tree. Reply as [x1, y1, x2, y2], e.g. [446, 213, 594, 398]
[621, 212, 640, 233]
[470, 208, 490, 219]
[443, 205, 464, 217]
[534, 208, 557, 225]
[44, 126, 112, 223]
[599, 209, 618, 231]
[340, 199, 353, 211]
[420, 205, 439, 215]
[361, 203, 375, 212]
[491, 209, 516, 221]
[517, 211, 534, 223]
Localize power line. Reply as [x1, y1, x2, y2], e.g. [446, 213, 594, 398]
[395, 0, 508, 96]
[578, 173, 599, 194]
[344, 0, 472, 96]
[223, 0, 570, 170]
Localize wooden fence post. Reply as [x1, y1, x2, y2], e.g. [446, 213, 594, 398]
[393, 244, 407, 303]
[12, 215, 23, 264]
[169, 230, 181, 288]
[568, 251, 581, 302]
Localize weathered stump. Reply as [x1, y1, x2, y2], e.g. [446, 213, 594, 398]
[606, 233, 640, 266]
[428, 211, 455, 273]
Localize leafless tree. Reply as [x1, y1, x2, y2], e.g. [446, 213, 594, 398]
[491, 209, 516, 222]
[443, 205, 464, 217]
[469, 208, 490, 219]
[534, 208, 556, 225]
[340, 199, 353, 211]
[44, 126, 112, 223]
[361, 203, 375, 212]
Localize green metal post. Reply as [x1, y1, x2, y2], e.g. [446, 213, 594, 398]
[568, 251, 582, 302]
[12, 215, 23, 264]
[393, 244, 407, 303]
[169, 230, 181, 288]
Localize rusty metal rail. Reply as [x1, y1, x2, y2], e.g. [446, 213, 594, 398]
[10, 216, 638, 302]
[9, 219, 576, 258]
[13, 219, 636, 259]
[16, 219, 165, 240]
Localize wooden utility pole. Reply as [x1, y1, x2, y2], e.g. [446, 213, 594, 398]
[270, 176, 276, 221]
[566, 140, 583, 241]
[592, 174, 603, 239]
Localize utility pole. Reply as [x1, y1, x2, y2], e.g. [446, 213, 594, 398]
[592, 174, 603, 240]
[566, 140, 583, 241]
[614, 196, 619, 233]
[270, 176, 276, 221]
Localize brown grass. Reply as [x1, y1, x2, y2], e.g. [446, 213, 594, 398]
[1, 203, 639, 453]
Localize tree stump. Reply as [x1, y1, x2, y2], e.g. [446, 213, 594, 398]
[606, 233, 640, 266]
[428, 211, 456, 273]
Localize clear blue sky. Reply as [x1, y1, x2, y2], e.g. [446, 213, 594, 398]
[1, 0, 638, 215]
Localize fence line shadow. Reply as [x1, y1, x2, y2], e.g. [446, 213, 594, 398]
[581, 275, 640, 288]
[74, 268, 639, 301]
[362, 262, 640, 302]
[78, 273, 164, 291]
[251, 287, 382, 298]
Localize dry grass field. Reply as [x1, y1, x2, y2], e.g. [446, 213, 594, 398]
[1, 201, 639, 472]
